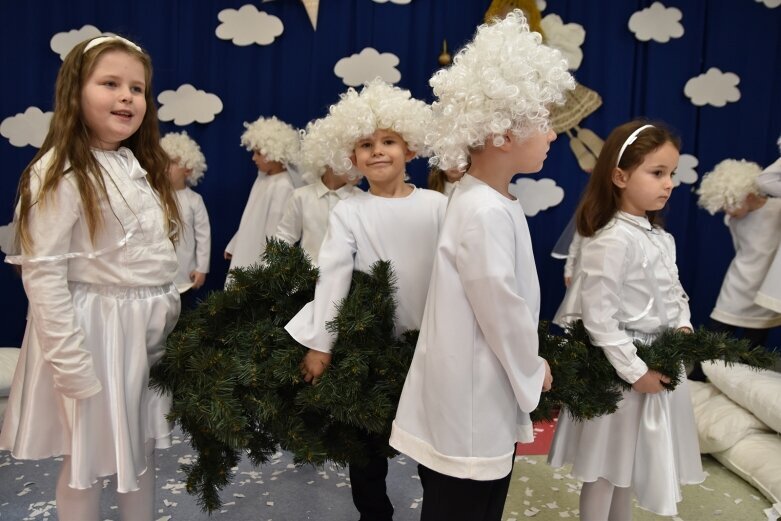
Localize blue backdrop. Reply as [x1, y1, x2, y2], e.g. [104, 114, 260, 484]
[1, 0, 780, 348]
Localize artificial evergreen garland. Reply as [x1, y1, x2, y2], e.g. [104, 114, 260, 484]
[152, 240, 777, 510]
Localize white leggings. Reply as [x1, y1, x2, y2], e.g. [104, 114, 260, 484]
[56, 440, 156, 521]
[580, 477, 633, 521]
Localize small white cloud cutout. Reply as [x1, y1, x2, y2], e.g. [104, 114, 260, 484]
[334, 47, 401, 86]
[216, 5, 284, 46]
[50, 24, 103, 60]
[372, 0, 412, 4]
[684, 68, 741, 107]
[158, 84, 223, 125]
[537, 0, 547, 11]
[628, 2, 684, 43]
[541, 14, 586, 70]
[674, 153, 698, 187]
[0, 222, 15, 255]
[509, 178, 564, 217]
[756, 0, 780, 7]
[1, 107, 52, 148]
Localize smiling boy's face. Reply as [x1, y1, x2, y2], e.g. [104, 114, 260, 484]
[351, 129, 415, 186]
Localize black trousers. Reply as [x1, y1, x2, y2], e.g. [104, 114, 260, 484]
[689, 318, 771, 381]
[417, 450, 515, 521]
[349, 435, 394, 521]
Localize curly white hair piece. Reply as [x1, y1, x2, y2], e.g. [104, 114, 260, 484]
[426, 9, 575, 171]
[318, 79, 432, 174]
[697, 159, 763, 214]
[240, 116, 301, 165]
[160, 131, 207, 186]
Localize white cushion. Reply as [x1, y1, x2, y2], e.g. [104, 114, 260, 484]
[713, 432, 781, 504]
[688, 380, 770, 453]
[0, 348, 20, 397]
[703, 361, 781, 433]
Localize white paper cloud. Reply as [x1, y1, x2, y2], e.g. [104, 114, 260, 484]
[674, 153, 699, 187]
[0, 222, 15, 255]
[50, 24, 103, 60]
[537, 0, 547, 10]
[684, 68, 741, 107]
[508, 178, 564, 217]
[1, 107, 52, 148]
[216, 5, 284, 46]
[541, 14, 585, 70]
[334, 47, 401, 86]
[372, 0, 412, 4]
[628, 2, 684, 43]
[755, 0, 780, 7]
[158, 84, 223, 125]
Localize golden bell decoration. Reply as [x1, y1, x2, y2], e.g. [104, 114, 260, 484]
[438, 40, 452, 66]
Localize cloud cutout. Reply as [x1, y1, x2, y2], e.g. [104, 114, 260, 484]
[674, 153, 698, 187]
[334, 47, 401, 87]
[0, 222, 15, 255]
[372, 0, 412, 3]
[158, 84, 223, 125]
[216, 5, 284, 46]
[50, 24, 103, 60]
[628, 2, 684, 43]
[1, 107, 52, 148]
[508, 178, 564, 217]
[756, 0, 780, 7]
[541, 14, 586, 70]
[684, 68, 741, 107]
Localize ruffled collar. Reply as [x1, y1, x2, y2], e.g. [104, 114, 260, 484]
[616, 211, 652, 231]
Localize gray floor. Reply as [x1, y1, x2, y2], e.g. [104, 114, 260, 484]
[0, 428, 424, 521]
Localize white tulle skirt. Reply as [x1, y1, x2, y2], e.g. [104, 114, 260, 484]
[0, 282, 179, 493]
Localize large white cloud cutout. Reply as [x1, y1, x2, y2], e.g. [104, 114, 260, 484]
[628, 2, 684, 43]
[508, 178, 564, 217]
[756, 0, 780, 7]
[684, 68, 741, 107]
[50, 24, 103, 60]
[0, 222, 15, 255]
[158, 84, 223, 125]
[372, 0, 412, 4]
[216, 5, 284, 46]
[334, 47, 401, 86]
[1, 107, 52, 148]
[541, 14, 586, 71]
[674, 153, 698, 187]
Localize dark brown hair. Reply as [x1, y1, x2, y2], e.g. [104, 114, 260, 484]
[575, 120, 680, 237]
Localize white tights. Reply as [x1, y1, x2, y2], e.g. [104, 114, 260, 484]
[56, 440, 157, 521]
[580, 477, 633, 521]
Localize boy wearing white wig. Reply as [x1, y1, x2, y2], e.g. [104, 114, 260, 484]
[389, 11, 573, 520]
[162, 131, 211, 298]
[275, 117, 361, 265]
[224, 116, 299, 285]
[285, 79, 446, 521]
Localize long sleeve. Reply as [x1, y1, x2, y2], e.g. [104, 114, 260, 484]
[666, 233, 693, 331]
[262, 178, 294, 240]
[275, 193, 303, 245]
[192, 193, 211, 273]
[21, 174, 102, 399]
[456, 206, 545, 413]
[564, 231, 583, 278]
[757, 157, 781, 197]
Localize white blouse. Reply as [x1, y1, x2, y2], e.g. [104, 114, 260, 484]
[757, 156, 781, 197]
[173, 187, 211, 292]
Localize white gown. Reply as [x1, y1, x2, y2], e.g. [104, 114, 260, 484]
[1, 148, 180, 493]
[548, 212, 704, 516]
[755, 157, 781, 314]
[173, 187, 211, 293]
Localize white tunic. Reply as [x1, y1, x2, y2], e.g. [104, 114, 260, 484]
[173, 187, 211, 293]
[755, 157, 781, 313]
[390, 175, 546, 481]
[757, 156, 781, 197]
[225, 171, 294, 282]
[548, 212, 703, 516]
[275, 178, 360, 265]
[1, 148, 180, 492]
[285, 187, 446, 353]
[711, 199, 781, 327]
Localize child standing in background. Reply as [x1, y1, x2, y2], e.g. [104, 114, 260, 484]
[224, 116, 299, 284]
[549, 121, 704, 520]
[390, 11, 567, 520]
[161, 131, 211, 300]
[285, 79, 446, 521]
[426, 165, 464, 196]
[1, 36, 181, 521]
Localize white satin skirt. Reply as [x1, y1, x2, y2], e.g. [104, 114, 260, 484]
[0, 282, 180, 492]
[547, 334, 704, 516]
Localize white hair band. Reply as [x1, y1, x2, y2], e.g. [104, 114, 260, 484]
[616, 124, 654, 166]
[83, 35, 142, 54]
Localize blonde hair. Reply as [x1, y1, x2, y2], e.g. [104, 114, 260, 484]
[16, 37, 180, 252]
[161, 131, 207, 185]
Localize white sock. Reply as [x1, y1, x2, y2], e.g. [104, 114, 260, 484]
[117, 440, 157, 521]
[56, 456, 101, 521]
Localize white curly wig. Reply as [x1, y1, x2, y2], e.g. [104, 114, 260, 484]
[318, 79, 432, 174]
[160, 131, 207, 186]
[240, 116, 301, 165]
[697, 159, 763, 215]
[426, 9, 575, 171]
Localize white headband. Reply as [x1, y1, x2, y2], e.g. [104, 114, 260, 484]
[83, 35, 142, 54]
[616, 124, 654, 167]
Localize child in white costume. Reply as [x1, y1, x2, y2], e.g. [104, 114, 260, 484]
[755, 137, 781, 313]
[1, 36, 182, 521]
[224, 116, 298, 284]
[697, 159, 781, 345]
[549, 121, 704, 519]
[390, 11, 569, 521]
[275, 117, 361, 265]
[161, 131, 211, 294]
[285, 79, 445, 521]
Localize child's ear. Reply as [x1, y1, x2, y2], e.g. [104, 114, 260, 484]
[404, 147, 416, 162]
[350, 152, 357, 166]
[612, 168, 628, 188]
